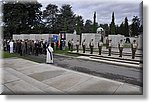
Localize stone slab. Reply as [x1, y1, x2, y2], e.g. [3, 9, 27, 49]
[114, 83, 142, 95]
[20, 64, 62, 75]
[67, 78, 122, 94]
[5, 68, 64, 94]
[3, 58, 39, 70]
[5, 80, 45, 95]
[29, 70, 66, 81]
[1, 85, 14, 95]
[2, 70, 20, 84]
[43, 72, 92, 92]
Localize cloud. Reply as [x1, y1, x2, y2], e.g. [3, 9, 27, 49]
[38, 0, 142, 25]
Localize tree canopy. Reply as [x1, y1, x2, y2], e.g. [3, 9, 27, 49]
[2, 1, 142, 39]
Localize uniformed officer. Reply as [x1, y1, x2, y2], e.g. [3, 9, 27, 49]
[118, 39, 124, 57]
[131, 40, 138, 59]
[76, 40, 80, 53]
[108, 40, 112, 56]
[89, 39, 94, 54]
[98, 40, 103, 55]
[82, 39, 86, 53]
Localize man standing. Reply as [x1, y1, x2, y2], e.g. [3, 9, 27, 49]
[46, 44, 54, 64]
[118, 39, 124, 57]
[76, 40, 80, 53]
[131, 40, 138, 59]
[89, 39, 94, 54]
[71, 39, 74, 52]
[82, 39, 86, 53]
[98, 40, 103, 55]
[108, 40, 112, 56]
[9, 40, 14, 53]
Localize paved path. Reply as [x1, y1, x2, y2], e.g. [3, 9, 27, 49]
[1, 58, 142, 95]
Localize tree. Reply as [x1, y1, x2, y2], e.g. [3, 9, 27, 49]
[3, 1, 42, 38]
[99, 24, 109, 36]
[43, 4, 59, 33]
[83, 20, 93, 33]
[119, 22, 125, 35]
[124, 17, 129, 37]
[75, 15, 84, 35]
[58, 4, 76, 33]
[92, 11, 97, 33]
[75, 15, 84, 44]
[131, 16, 140, 36]
[110, 12, 116, 34]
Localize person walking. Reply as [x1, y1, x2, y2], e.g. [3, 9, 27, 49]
[131, 40, 138, 59]
[98, 40, 103, 55]
[46, 44, 54, 64]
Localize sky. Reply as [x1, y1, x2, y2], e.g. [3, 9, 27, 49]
[37, 0, 142, 25]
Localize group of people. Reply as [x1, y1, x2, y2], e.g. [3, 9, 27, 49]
[67, 39, 138, 59]
[3, 39, 54, 63]
[3, 39, 49, 56]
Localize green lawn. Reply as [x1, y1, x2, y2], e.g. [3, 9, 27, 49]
[3, 52, 19, 58]
[54, 48, 79, 57]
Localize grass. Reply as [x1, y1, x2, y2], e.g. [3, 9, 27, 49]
[3, 52, 19, 58]
[54, 47, 79, 57]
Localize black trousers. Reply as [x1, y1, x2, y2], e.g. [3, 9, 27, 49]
[132, 48, 136, 59]
[98, 47, 102, 55]
[76, 45, 79, 53]
[119, 47, 123, 57]
[108, 47, 111, 56]
[82, 45, 85, 53]
[90, 46, 93, 54]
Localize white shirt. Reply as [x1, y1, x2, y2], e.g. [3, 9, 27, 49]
[109, 42, 112, 47]
[71, 41, 74, 45]
[76, 42, 80, 46]
[82, 41, 86, 46]
[9, 41, 14, 48]
[119, 42, 124, 47]
[90, 41, 94, 46]
[133, 43, 137, 48]
[98, 42, 103, 47]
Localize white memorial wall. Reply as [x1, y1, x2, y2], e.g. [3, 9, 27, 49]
[108, 34, 125, 47]
[65, 33, 80, 46]
[82, 33, 101, 48]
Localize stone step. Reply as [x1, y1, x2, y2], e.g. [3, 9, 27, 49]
[90, 56, 140, 65]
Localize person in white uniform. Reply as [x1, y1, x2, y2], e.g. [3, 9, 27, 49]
[9, 40, 14, 53]
[46, 44, 54, 64]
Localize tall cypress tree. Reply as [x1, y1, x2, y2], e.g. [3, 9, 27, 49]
[110, 12, 116, 35]
[92, 11, 97, 33]
[124, 17, 129, 37]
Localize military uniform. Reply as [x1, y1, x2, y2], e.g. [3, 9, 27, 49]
[108, 40, 112, 56]
[76, 41, 80, 53]
[118, 40, 124, 57]
[131, 41, 138, 59]
[82, 40, 86, 53]
[98, 41, 103, 55]
[71, 39, 74, 52]
[89, 40, 94, 54]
